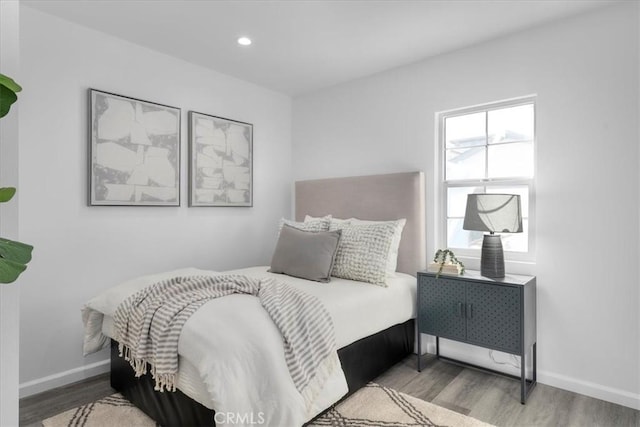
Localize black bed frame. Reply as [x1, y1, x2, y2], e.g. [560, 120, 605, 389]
[111, 319, 414, 426]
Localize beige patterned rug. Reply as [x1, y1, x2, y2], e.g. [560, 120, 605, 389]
[43, 383, 492, 427]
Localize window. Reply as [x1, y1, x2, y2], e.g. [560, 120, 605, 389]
[440, 98, 535, 260]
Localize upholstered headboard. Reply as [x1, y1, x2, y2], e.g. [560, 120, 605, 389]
[295, 172, 426, 276]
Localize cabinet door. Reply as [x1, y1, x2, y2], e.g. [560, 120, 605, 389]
[418, 275, 466, 341]
[465, 283, 521, 354]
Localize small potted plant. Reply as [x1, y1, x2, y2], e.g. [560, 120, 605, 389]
[429, 249, 465, 278]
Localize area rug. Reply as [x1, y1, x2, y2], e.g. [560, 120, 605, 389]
[308, 383, 492, 427]
[43, 383, 492, 427]
[42, 393, 156, 427]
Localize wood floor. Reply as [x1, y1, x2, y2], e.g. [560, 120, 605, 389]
[20, 354, 639, 426]
[377, 354, 639, 427]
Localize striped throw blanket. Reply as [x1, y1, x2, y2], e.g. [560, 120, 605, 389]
[113, 274, 339, 409]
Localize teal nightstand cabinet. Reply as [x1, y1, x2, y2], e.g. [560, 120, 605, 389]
[417, 270, 537, 404]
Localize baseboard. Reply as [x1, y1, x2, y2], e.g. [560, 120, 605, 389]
[538, 370, 640, 411]
[19, 359, 110, 398]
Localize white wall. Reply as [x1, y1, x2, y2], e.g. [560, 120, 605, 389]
[293, 3, 640, 409]
[1, 1, 21, 424]
[18, 6, 292, 395]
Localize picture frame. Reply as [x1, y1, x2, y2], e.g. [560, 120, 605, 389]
[188, 111, 253, 207]
[89, 89, 181, 206]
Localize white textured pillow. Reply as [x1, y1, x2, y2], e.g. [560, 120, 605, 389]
[352, 218, 405, 274]
[328, 217, 350, 227]
[279, 215, 331, 233]
[329, 222, 399, 286]
[330, 217, 406, 275]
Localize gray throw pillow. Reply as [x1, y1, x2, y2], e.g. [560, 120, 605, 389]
[269, 224, 342, 283]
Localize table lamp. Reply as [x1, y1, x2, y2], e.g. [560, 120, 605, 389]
[463, 193, 523, 278]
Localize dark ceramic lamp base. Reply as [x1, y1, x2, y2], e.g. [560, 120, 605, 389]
[481, 234, 505, 278]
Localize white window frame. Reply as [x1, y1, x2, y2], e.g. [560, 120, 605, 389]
[438, 96, 536, 264]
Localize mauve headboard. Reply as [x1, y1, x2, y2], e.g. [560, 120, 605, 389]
[295, 172, 426, 276]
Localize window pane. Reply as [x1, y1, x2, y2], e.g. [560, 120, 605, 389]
[488, 104, 534, 144]
[487, 185, 529, 217]
[487, 142, 533, 178]
[501, 219, 528, 252]
[447, 218, 529, 251]
[448, 186, 483, 217]
[447, 218, 484, 249]
[445, 112, 486, 148]
[442, 99, 534, 258]
[449, 218, 528, 252]
[446, 146, 486, 180]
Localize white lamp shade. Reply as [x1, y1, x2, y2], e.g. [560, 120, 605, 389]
[463, 193, 523, 233]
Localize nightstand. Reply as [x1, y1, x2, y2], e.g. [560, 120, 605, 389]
[417, 270, 537, 404]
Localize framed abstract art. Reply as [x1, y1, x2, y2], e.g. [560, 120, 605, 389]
[188, 111, 253, 207]
[89, 89, 181, 206]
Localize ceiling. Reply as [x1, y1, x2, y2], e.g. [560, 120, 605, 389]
[23, 0, 614, 96]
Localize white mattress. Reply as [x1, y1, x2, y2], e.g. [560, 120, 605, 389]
[99, 266, 416, 409]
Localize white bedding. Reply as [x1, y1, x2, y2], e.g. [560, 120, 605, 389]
[83, 266, 416, 426]
[233, 267, 417, 348]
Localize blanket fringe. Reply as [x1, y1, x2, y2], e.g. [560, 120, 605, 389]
[118, 342, 177, 392]
[153, 373, 178, 393]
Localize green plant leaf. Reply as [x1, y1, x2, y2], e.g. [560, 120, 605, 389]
[0, 238, 33, 264]
[0, 73, 22, 93]
[0, 187, 16, 203]
[0, 85, 18, 119]
[0, 257, 27, 284]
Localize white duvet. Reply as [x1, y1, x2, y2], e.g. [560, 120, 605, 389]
[82, 266, 416, 427]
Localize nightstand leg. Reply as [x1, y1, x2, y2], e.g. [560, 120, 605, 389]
[436, 336, 440, 357]
[417, 331, 422, 372]
[520, 343, 538, 404]
[521, 352, 526, 404]
[533, 342, 537, 383]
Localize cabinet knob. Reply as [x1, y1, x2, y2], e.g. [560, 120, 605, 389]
[466, 303, 473, 319]
[457, 302, 463, 317]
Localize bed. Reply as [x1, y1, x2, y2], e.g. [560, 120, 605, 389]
[84, 171, 426, 426]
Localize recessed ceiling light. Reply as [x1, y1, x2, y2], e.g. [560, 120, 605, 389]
[237, 37, 252, 46]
